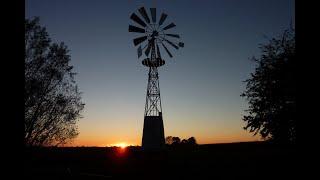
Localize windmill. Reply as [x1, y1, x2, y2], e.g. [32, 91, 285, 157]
[128, 7, 184, 150]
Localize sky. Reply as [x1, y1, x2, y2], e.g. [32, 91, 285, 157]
[25, 0, 295, 146]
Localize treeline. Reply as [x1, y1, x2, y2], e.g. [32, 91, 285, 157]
[165, 136, 197, 147]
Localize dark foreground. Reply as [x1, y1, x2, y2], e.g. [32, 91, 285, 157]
[24, 142, 297, 179]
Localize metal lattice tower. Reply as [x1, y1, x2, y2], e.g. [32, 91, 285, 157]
[144, 43, 162, 116]
[128, 7, 184, 150]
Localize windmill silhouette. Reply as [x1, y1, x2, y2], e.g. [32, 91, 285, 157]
[129, 7, 184, 150]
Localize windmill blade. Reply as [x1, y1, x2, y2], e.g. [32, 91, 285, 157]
[133, 36, 148, 46]
[164, 39, 179, 49]
[156, 43, 161, 59]
[129, 25, 145, 33]
[130, 13, 147, 27]
[159, 13, 167, 26]
[150, 8, 156, 23]
[161, 42, 173, 58]
[145, 41, 152, 56]
[137, 46, 142, 58]
[165, 34, 180, 38]
[162, 23, 176, 30]
[138, 7, 150, 24]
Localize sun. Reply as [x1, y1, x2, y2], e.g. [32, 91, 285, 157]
[114, 142, 128, 149]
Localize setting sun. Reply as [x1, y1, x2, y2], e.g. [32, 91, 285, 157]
[113, 143, 128, 149]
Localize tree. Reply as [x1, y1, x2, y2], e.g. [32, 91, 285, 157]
[172, 137, 181, 145]
[25, 17, 85, 146]
[181, 139, 188, 145]
[165, 136, 181, 145]
[165, 136, 197, 146]
[241, 27, 296, 144]
[187, 137, 197, 145]
[165, 136, 173, 145]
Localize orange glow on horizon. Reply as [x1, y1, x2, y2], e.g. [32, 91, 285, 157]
[112, 142, 128, 149]
[68, 133, 260, 147]
[68, 120, 261, 147]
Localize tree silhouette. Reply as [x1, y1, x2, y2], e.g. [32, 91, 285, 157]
[165, 136, 174, 145]
[165, 136, 197, 146]
[181, 139, 188, 144]
[187, 137, 197, 145]
[241, 27, 296, 144]
[25, 17, 85, 146]
[172, 137, 181, 145]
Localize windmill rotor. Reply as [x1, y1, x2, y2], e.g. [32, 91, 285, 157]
[128, 6, 184, 64]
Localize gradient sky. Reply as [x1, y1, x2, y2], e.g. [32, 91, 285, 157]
[26, 0, 295, 146]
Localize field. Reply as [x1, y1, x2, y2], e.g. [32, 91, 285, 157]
[24, 142, 297, 179]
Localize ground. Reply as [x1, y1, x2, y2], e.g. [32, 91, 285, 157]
[24, 141, 297, 179]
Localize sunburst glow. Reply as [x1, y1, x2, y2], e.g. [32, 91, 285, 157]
[112, 143, 128, 149]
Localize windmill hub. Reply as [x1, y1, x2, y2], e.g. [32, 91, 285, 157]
[152, 31, 159, 37]
[129, 6, 184, 150]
